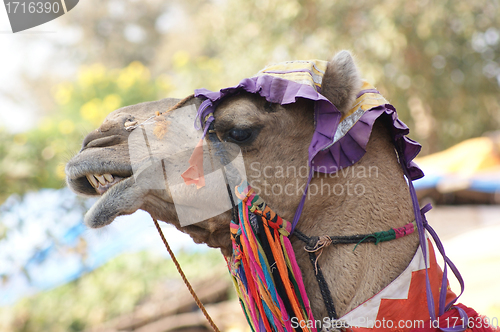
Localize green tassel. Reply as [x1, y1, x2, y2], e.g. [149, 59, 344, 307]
[353, 229, 397, 251]
[372, 229, 396, 244]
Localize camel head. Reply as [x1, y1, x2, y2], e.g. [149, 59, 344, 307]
[67, 51, 478, 324]
[67, 50, 427, 317]
[66, 51, 364, 256]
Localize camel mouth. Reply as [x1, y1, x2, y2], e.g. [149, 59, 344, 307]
[85, 173, 125, 195]
[68, 171, 141, 228]
[66, 159, 143, 228]
[67, 171, 133, 197]
[65, 156, 134, 196]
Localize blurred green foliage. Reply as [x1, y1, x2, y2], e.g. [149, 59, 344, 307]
[82, 0, 500, 152]
[1, 0, 499, 200]
[0, 249, 227, 332]
[0, 62, 172, 203]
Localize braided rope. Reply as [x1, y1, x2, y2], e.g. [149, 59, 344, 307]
[307, 252, 338, 320]
[152, 217, 221, 332]
[294, 220, 416, 252]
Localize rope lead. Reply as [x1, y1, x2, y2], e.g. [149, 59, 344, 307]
[152, 217, 221, 332]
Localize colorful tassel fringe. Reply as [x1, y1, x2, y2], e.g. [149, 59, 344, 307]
[226, 184, 316, 332]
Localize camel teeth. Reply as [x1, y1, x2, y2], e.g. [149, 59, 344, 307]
[103, 173, 114, 182]
[95, 174, 106, 185]
[87, 174, 98, 188]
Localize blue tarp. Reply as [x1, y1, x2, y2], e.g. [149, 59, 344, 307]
[414, 173, 500, 193]
[0, 188, 202, 306]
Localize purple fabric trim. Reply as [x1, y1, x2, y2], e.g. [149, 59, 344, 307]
[262, 69, 316, 75]
[355, 89, 380, 98]
[291, 169, 313, 232]
[195, 75, 423, 180]
[312, 104, 424, 180]
[194, 99, 211, 130]
[440, 306, 469, 332]
[425, 222, 465, 313]
[203, 115, 214, 137]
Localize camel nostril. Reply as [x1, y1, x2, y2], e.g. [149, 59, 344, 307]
[81, 130, 100, 151]
[80, 135, 123, 152]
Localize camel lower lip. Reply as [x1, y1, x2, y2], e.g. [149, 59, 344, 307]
[82, 176, 140, 228]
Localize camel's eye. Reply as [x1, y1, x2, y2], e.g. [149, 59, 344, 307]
[227, 128, 252, 143]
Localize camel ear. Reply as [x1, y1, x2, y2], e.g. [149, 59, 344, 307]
[321, 50, 362, 115]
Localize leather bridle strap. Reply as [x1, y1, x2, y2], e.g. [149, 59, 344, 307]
[205, 121, 239, 221]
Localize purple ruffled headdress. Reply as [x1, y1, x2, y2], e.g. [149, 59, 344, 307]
[194, 61, 423, 180]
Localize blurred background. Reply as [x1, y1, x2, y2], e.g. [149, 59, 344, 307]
[0, 0, 499, 331]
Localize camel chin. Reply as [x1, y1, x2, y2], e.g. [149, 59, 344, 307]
[83, 176, 143, 228]
[65, 167, 142, 228]
[65, 148, 136, 228]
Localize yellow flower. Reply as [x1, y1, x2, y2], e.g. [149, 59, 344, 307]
[103, 94, 122, 112]
[56, 163, 66, 180]
[117, 62, 150, 90]
[80, 98, 101, 123]
[129, 61, 150, 81]
[78, 64, 106, 88]
[172, 51, 190, 68]
[58, 119, 75, 135]
[54, 84, 73, 105]
[117, 69, 135, 90]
